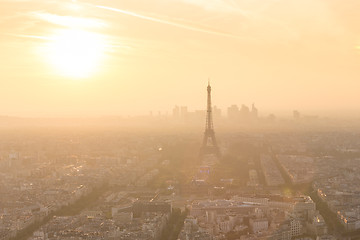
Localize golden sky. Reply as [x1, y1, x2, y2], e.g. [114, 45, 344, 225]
[0, 0, 359, 117]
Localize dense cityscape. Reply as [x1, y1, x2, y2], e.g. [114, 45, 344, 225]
[1, 0, 360, 239]
[1, 84, 360, 240]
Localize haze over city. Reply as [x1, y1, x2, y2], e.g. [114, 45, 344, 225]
[3, 1, 360, 240]
[1, 0, 360, 117]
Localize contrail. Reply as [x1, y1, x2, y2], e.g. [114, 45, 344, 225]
[4, 33, 52, 41]
[96, 5, 241, 39]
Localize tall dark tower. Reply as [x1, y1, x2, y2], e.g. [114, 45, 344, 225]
[200, 81, 220, 157]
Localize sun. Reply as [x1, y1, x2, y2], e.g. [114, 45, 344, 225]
[47, 29, 106, 78]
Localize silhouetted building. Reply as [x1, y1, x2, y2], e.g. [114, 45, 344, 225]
[251, 103, 258, 119]
[240, 104, 250, 120]
[181, 106, 188, 119]
[268, 114, 276, 122]
[173, 105, 180, 118]
[228, 104, 258, 121]
[200, 82, 220, 158]
[293, 110, 300, 120]
[227, 104, 239, 121]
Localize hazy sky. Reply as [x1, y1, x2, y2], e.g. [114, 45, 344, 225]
[0, 0, 359, 117]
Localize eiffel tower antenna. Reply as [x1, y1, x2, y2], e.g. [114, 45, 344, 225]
[200, 80, 220, 157]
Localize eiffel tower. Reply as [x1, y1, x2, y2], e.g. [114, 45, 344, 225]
[200, 81, 220, 158]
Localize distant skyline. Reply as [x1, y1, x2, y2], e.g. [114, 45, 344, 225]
[1, 0, 360, 117]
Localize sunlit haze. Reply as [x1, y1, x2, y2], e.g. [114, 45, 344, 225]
[3, 2, 360, 240]
[1, 0, 360, 117]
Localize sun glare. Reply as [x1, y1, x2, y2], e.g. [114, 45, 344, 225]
[47, 29, 106, 78]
